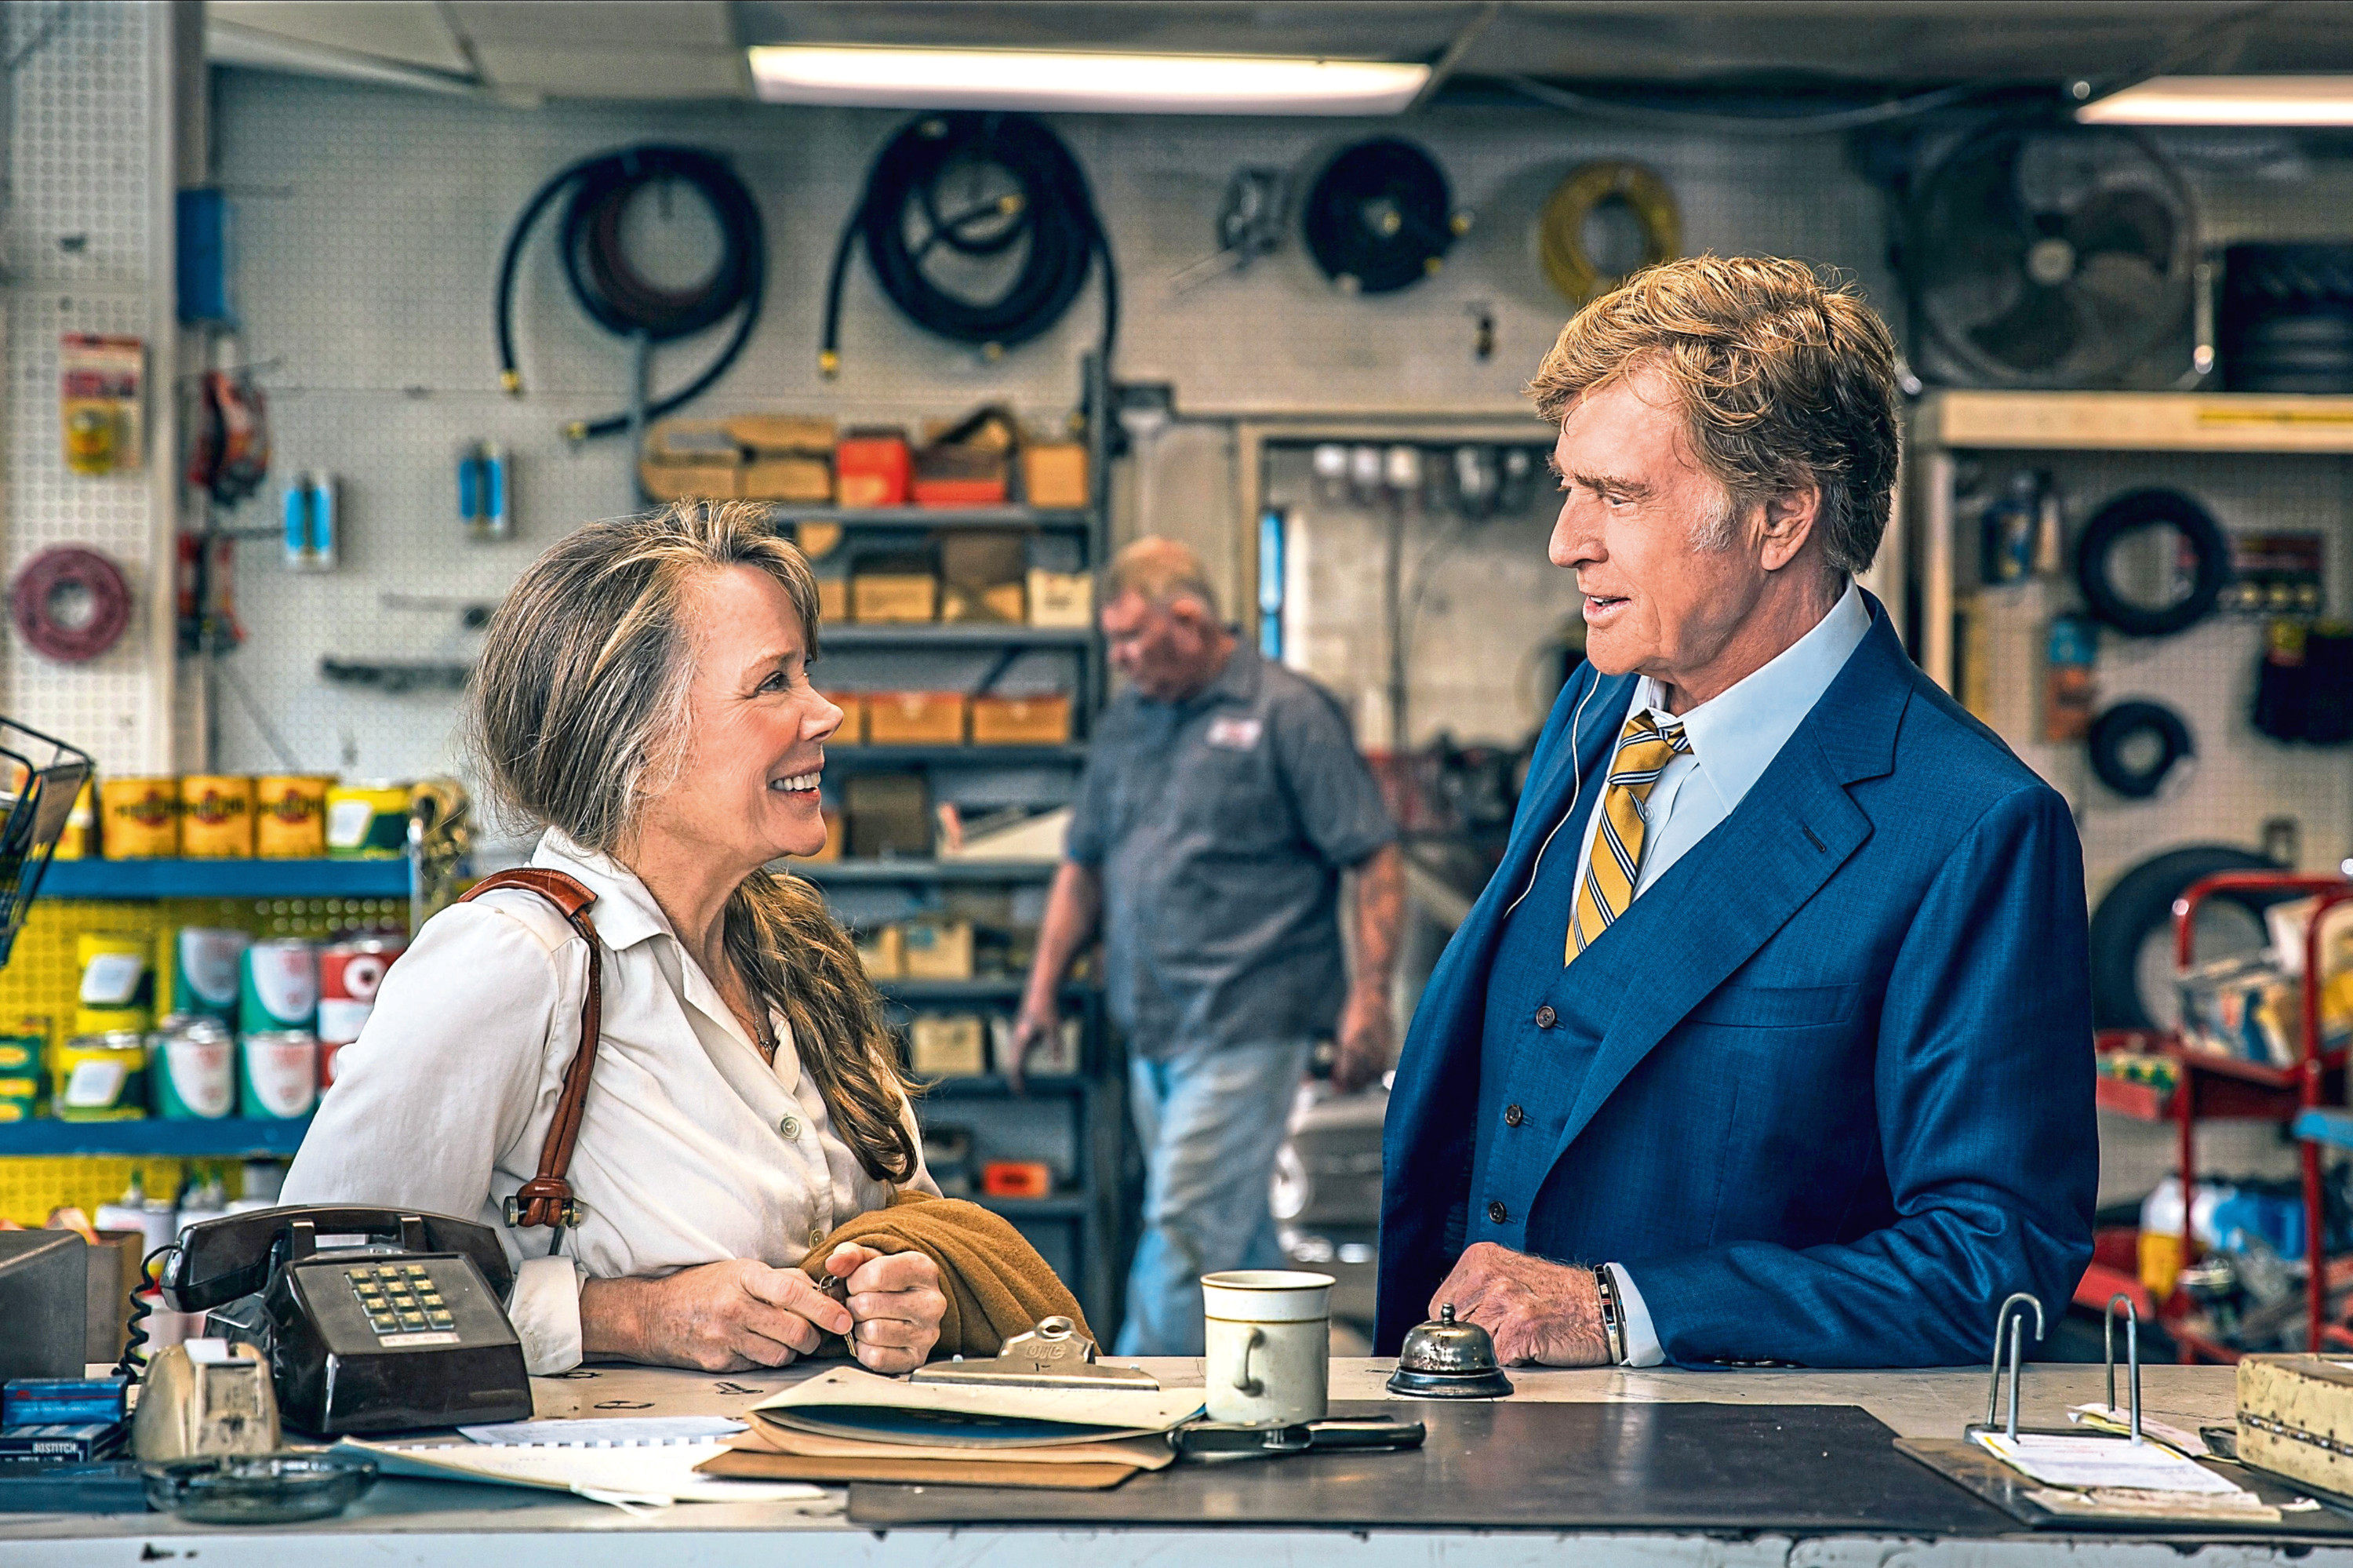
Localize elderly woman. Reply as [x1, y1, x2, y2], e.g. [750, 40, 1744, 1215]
[284, 500, 946, 1375]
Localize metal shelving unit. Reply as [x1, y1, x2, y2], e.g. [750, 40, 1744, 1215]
[38, 857, 410, 900]
[789, 355, 1122, 1331]
[0, 1118, 312, 1159]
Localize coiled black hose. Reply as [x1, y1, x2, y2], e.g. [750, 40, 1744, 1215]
[821, 113, 1115, 376]
[116, 1241, 180, 1381]
[493, 144, 766, 441]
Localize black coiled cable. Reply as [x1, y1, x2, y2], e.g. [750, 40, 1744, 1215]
[821, 113, 1115, 376]
[116, 1241, 179, 1380]
[493, 144, 766, 441]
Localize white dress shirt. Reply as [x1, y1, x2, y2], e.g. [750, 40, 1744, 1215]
[282, 829, 934, 1373]
[1572, 581, 1871, 1364]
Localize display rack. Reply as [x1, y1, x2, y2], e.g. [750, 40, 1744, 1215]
[782, 354, 1122, 1330]
[2161, 871, 2353, 1362]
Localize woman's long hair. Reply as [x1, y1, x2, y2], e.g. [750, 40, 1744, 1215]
[468, 499, 918, 1183]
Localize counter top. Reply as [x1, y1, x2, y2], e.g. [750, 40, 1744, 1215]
[0, 1358, 2308, 1568]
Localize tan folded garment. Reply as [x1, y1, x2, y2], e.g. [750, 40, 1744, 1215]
[799, 1188, 1089, 1355]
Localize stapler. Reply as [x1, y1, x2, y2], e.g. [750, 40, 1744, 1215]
[911, 1315, 1161, 1390]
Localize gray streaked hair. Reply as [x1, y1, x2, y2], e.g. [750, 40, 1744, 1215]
[467, 499, 918, 1182]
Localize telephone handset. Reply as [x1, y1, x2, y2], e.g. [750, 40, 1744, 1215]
[160, 1205, 532, 1435]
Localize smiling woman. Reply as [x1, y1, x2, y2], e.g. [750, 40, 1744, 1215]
[282, 500, 955, 1377]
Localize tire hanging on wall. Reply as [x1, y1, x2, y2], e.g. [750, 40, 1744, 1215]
[2073, 486, 2230, 638]
[11, 546, 130, 663]
[2089, 845, 2291, 1031]
[2087, 700, 2195, 799]
[1539, 162, 1680, 305]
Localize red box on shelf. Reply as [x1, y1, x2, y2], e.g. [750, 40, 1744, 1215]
[980, 1160, 1053, 1199]
[835, 431, 911, 509]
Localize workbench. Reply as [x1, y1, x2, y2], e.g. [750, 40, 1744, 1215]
[3, 1358, 2335, 1567]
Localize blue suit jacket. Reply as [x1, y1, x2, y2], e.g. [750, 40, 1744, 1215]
[1376, 598, 2096, 1366]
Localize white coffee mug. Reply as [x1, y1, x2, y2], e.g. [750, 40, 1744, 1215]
[1201, 1269, 1333, 1425]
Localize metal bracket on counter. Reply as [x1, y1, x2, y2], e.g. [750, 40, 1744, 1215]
[1973, 1291, 2045, 1442]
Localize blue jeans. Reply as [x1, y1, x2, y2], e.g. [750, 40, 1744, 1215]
[1116, 1037, 1315, 1357]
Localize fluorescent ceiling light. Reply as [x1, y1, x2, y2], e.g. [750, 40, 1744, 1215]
[2078, 75, 2353, 126]
[747, 45, 1429, 115]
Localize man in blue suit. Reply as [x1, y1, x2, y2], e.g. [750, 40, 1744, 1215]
[1377, 256, 2095, 1369]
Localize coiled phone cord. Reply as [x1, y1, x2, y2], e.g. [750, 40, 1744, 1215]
[115, 1241, 180, 1381]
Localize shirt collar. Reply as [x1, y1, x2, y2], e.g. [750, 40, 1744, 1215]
[1633, 580, 1870, 813]
[529, 828, 675, 950]
[1182, 635, 1260, 711]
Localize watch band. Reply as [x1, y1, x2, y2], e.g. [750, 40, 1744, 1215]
[1591, 1264, 1627, 1365]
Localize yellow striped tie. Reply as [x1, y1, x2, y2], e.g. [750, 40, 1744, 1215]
[1567, 712, 1691, 964]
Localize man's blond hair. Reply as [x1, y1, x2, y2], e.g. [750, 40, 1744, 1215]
[1526, 254, 1901, 575]
[1102, 537, 1219, 617]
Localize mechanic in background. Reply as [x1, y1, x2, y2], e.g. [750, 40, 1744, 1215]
[1013, 537, 1404, 1355]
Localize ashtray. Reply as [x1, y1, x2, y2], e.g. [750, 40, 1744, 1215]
[141, 1452, 378, 1524]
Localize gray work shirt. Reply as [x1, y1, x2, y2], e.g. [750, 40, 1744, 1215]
[1067, 640, 1398, 1056]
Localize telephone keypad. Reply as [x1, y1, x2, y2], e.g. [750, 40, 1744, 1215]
[344, 1261, 473, 1341]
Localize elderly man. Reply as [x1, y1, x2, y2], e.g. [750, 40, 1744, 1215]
[1377, 256, 2094, 1368]
[1017, 537, 1403, 1355]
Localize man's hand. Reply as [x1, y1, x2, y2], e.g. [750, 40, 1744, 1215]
[1006, 996, 1058, 1094]
[580, 1258, 855, 1372]
[823, 1243, 947, 1374]
[1432, 1242, 1611, 1366]
[1331, 984, 1393, 1093]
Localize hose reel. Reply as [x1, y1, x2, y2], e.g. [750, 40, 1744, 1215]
[1540, 161, 1681, 306]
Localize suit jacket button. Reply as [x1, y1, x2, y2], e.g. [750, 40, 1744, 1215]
[1504, 1104, 1525, 1127]
[1534, 1006, 1557, 1028]
[1488, 1200, 1509, 1223]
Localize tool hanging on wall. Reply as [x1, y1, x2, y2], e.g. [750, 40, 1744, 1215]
[2254, 619, 2353, 745]
[184, 367, 271, 508]
[1539, 161, 1679, 306]
[9, 546, 130, 663]
[493, 145, 766, 442]
[821, 112, 1115, 377]
[1301, 138, 1469, 295]
[2073, 486, 2229, 637]
[281, 472, 336, 573]
[1168, 167, 1289, 293]
[2220, 243, 2353, 395]
[456, 442, 510, 542]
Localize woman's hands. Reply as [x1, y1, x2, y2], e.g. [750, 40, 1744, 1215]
[580, 1258, 854, 1372]
[821, 1243, 947, 1374]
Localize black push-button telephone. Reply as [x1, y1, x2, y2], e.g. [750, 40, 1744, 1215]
[161, 1206, 533, 1435]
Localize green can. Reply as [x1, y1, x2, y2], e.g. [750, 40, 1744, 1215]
[152, 1017, 235, 1120]
[239, 1030, 318, 1120]
[171, 928, 249, 1024]
[238, 939, 318, 1034]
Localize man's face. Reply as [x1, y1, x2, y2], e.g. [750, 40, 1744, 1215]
[1547, 369, 1773, 693]
[1101, 589, 1217, 702]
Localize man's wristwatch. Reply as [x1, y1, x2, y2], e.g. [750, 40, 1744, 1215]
[1591, 1264, 1627, 1365]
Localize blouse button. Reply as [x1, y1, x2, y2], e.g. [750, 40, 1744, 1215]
[1534, 1005, 1557, 1029]
[779, 1115, 802, 1141]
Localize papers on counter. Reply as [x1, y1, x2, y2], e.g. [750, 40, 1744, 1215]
[750, 1362, 1202, 1450]
[336, 1437, 824, 1510]
[456, 1416, 747, 1447]
[1973, 1432, 2245, 1495]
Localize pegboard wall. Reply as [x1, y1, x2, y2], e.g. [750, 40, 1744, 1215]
[1957, 450, 2353, 902]
[204, 68, 1895, 807]
[0, 2, 173, 777]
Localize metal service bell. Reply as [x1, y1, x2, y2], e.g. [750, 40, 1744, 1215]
[1387, 1303, 1515, 1399]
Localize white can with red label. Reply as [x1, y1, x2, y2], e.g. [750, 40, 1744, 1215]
[318, 937, 403, 1046]
[240, 1030, 319, 1119]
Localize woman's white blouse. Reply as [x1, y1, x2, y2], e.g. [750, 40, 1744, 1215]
[282, 830, 934, 1373]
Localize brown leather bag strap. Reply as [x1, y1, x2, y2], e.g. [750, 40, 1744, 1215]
[460, 868, 602, 1241]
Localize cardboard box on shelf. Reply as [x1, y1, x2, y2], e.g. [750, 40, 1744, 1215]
[909, 1013, 987, 1077]
[940, 582, 1027, 623]
[913, 410, 1013, 508]
[816, 576, 850, 626]
[852, 574, 938, 623]
[866, 692, 967, 745]
[795, 521, 846, 559]
[901, 919, 976, 981]
[726, 413, 836, 454]
[855, 924, 905, 980]
[822, 693, 864, 744]
[1020, 443, 1089, 509]
[836, 429, 911, 508]
[940, 531, 1027, 586]
[991, 1014, 1081, 1076]
[1027, 569, 1093, 628]
[970, 695, 1072, 745]
[845, 773, 929, 859]
[742, 456, 833, 503]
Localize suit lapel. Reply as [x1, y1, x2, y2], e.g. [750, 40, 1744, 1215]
[1541, 607, 1916, 1164]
